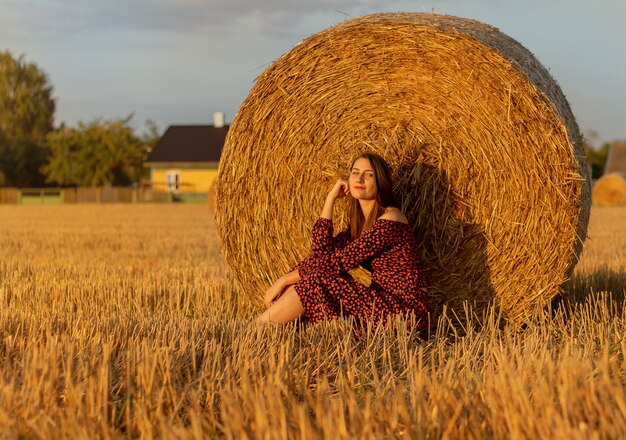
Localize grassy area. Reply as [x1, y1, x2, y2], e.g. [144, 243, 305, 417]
[0, 204, 624, 438]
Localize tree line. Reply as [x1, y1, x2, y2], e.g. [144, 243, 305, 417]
[0, 51, 160, 188]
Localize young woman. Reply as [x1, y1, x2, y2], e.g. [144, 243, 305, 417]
[258, 152, 429, 334]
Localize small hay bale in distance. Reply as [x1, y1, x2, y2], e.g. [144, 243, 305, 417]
[215, 12, 590, 326]
[592, 173, 626, 206]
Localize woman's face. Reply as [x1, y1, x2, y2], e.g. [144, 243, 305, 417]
[349, 157, 377, 200]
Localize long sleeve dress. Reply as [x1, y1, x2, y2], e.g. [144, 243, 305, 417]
[293, 217, 430, 334]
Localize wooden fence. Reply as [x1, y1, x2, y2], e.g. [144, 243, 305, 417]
[0, 187, 171, 204]
[0, 188, 18, 204]
[63, 187, 170, 203]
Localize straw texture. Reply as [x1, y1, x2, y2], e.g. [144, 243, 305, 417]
[215, 12, 590, 326]
[592, 173, 626, 207]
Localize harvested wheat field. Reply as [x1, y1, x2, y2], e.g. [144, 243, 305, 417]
[0, 204, 625, 438]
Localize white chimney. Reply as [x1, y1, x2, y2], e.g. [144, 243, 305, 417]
[213, 111, 225, 128]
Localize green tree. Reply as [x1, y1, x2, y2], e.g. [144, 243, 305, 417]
[45, 116, 149, 186]
[0, 51, 55, 186]
[584, 138, 610, 180]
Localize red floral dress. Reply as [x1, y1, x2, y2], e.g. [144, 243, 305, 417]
[293, 217, 429, 334]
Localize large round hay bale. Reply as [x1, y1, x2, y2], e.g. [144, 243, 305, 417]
[215, 12, 590, 326]
[592, 173, 626, 206]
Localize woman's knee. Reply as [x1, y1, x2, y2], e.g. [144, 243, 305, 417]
[257, 287, 305, 325]
[257, 309, 272, 324]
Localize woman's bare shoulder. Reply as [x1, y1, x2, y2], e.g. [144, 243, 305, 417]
[380, 207, 409, 224]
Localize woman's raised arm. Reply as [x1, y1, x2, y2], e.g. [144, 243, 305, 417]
[320, 178, 349, 219]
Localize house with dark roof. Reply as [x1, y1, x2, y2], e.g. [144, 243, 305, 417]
[145, 113, 228, 197]
[605, 140, 626, 176]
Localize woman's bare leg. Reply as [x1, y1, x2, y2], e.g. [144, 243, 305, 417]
[258, 286, 305, 324]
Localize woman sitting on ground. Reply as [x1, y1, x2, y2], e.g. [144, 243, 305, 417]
[258, 152, 430, 334]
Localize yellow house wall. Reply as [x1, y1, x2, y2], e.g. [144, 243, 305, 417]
[152, 168, 218, 193]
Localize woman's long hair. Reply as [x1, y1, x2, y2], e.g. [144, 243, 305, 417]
[349, 152, 397, 240]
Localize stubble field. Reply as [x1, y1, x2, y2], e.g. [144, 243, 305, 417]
[0, 204, 625, 439]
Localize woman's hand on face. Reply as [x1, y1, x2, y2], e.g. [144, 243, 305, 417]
[321, 179, 349, 219]
[263, 280, 285, 309]
[328, 178, 350, 201]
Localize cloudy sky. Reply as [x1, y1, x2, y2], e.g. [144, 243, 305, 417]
[1, 0, 624, 144]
